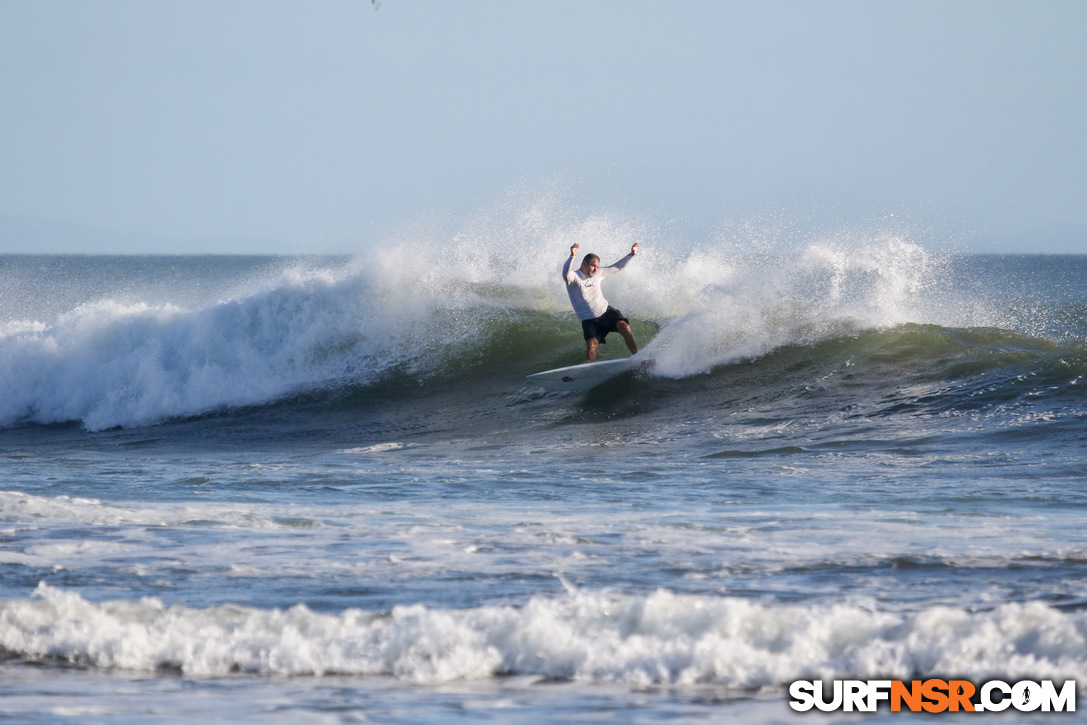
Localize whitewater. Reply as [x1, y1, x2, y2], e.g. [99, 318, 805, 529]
[1, 207, 1086, 723]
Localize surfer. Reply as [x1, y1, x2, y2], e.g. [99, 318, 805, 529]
[562, 242, 640, 362]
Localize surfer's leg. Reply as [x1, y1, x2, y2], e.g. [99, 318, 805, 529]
[617, 321, 638, 355]
[585, 337, 599, 362]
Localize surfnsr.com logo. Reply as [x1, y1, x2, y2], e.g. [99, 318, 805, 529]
[789, 679, 1076, 713]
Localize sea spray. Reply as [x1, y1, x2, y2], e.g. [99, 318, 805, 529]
[645, 233, 943, 377]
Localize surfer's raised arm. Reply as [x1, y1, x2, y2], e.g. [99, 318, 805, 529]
[606, 243, 639, 273]
[598, 242, 639, 277]
[562, 245, 579, 283]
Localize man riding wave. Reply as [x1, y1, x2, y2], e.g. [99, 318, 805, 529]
[562, 242, 640, 362]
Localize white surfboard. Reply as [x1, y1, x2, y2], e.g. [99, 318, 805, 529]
[526, 355, 653, 392]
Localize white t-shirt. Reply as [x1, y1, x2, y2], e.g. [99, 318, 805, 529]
[562, 253, 634, 321]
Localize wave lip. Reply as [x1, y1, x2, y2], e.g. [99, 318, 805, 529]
[3, 584, 1084, 688]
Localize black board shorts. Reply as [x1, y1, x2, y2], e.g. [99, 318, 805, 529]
[581, 306, 628, 344]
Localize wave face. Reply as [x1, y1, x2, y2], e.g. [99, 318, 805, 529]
[0, 216, 1084, 434]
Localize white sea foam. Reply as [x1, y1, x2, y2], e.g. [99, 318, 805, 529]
[2, 584, 1084, 687]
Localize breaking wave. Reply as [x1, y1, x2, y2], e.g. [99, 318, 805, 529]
[0, 207, 1083, 431]
[3, 583, 1084, 688]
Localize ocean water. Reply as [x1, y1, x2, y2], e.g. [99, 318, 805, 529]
[1, 218, 1086, 723]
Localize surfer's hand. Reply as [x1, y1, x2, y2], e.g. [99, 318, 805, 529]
[631, 243, 639, 256]
[570, 243, 579, 257]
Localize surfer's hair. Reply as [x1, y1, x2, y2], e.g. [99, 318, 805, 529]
[582, 253, 600, 265]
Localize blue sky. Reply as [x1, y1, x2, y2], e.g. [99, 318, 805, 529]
[1, 1, 1085, 253]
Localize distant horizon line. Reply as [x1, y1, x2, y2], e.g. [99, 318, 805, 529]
[1, 213, 1084, 256]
